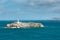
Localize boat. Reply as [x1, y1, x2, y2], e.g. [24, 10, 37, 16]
[7, 19, 44, 28]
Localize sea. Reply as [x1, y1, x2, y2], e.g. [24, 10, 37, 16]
[0, 20, 60, 40]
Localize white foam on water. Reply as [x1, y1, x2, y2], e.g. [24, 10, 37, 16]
[0, 26, 45, 29]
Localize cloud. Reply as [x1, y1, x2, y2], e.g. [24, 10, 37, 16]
[11, 0, 60, 7]
[10, 0, 60, 12]
[0, 0, 60, 20]
[0, 0, 60, 14]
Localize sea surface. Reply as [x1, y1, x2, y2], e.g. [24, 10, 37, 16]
[0, 20, 60, 40]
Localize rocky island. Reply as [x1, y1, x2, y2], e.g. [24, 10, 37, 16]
[7, 20, 44, 28]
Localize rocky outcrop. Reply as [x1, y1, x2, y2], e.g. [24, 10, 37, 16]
[7, 22, 44, 28]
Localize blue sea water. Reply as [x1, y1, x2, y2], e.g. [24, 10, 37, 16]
[0, 20, 60, 40]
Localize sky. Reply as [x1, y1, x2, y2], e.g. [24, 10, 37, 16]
[0, 0, 60, 20]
